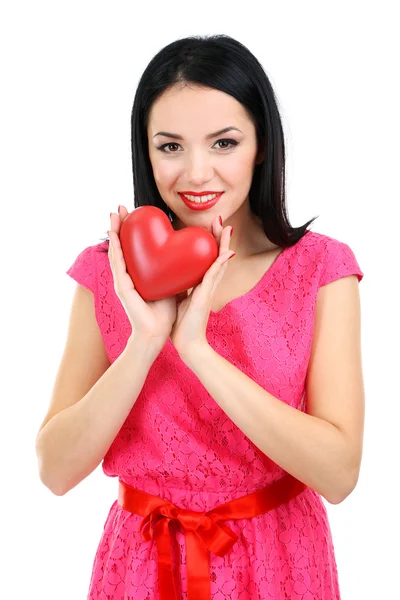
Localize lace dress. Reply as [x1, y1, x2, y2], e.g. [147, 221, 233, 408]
[66, 229, 364, 599]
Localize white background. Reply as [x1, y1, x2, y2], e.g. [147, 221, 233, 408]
[2, 1, 398, 598]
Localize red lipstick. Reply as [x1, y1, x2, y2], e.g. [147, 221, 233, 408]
[179, 192, 223, 211]
[180, 191, 223, 196]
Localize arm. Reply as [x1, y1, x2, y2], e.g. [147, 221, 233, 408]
[36, 334, 164, 496]
[179, 275, 365, 505]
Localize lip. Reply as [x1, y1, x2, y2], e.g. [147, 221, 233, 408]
[179, 192, 224, 211]
[180, 191, 223, 196]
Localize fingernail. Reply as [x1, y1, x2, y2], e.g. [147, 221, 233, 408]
[228, 252, 236, 261]
[118, 205, 121, 214]
[230, 227, 234, 237]
[219, 215, 223, 226]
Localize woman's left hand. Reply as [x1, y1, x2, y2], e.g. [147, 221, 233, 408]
[170, 215, 235, 359]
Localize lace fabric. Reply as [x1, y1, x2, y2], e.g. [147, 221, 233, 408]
[66, 230, 364, 599]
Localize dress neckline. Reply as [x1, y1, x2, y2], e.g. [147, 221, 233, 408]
[209, 230, 312, 316]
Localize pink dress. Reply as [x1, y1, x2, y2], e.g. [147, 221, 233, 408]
[66, 229, 364, 599]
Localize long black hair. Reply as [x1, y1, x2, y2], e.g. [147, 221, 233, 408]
[98, 34, 318, 253]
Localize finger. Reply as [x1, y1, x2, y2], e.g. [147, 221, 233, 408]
[119, 204, 129, 218]
[109, 211, 123, 267]
[110, 211, 119, 235]
[117, 205, 129, 230]
[108, 230, 129, 295]
[212, 216, 232, 257]
[223, 226, 233, 255]
[214, 251, 235, 269]
[212, 216, 224, 254]
[109, 229, 125, 266]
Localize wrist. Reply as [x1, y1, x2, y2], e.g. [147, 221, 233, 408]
[126, 332, 167, 356]
[178, 341, 212, 367]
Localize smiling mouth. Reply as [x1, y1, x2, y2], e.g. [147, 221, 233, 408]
[179, 192, 222, 203]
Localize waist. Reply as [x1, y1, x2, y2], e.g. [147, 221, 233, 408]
[117, 473, 307, 600]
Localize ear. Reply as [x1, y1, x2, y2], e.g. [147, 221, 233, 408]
[255, 150, 265, 165]
[255, 138, 265, 165]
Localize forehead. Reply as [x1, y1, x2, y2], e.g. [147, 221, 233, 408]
[147, 85, 250, 133]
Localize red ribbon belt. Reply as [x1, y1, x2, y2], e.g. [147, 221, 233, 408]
[118, 473, 307, 600]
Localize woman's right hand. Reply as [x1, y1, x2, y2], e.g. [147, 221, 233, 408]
[108, 205, 179, 347]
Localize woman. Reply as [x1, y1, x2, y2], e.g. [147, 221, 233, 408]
[36, 34, 365, 599]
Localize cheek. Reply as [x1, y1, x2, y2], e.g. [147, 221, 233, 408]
[224, 154, 254, 182]
[152, 161, 180, 186]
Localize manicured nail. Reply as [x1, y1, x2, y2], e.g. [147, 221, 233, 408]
[230, 227, 234, 237]
[228, 252, 236, 261]
[219, 215, 223, 226]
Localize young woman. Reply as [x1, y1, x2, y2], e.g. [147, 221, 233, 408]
[36, 34, 365, 599]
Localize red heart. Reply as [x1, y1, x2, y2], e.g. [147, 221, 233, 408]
[119, 206, 219, 301]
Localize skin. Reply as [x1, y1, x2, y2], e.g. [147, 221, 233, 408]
[107, 85, 364, 506]
[146, 83, 280, 261]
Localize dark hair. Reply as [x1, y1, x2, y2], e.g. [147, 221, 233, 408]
[98, 34, 318, 253]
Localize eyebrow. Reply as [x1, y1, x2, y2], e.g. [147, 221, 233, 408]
[152, 126, 243, 140]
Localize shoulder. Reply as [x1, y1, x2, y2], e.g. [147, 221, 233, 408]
[298, 229, 353, 252]
[68, 240, 109, 264]
[301, 230, 364, 287]
[66, 240, 110, 289]
[92, 239, 109, 255]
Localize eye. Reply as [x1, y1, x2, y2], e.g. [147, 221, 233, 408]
[214, 139, 238, 150]
[157, 142, 181, 153]
[156, 138, 238, 153]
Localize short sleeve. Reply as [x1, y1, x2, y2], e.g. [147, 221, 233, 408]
[66, 245, 97, 295]
[319, 238, 364, 287]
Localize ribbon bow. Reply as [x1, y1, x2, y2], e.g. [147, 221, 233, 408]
[118, 475, 307, 600]
[139, 501, 238, 600]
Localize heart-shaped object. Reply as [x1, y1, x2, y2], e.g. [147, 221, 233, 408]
[119, 206, 219, 301]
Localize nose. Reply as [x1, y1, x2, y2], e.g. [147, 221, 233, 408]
[184, 151, 214, 184]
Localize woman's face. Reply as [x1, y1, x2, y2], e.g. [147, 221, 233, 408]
[147, 84, 264, 231]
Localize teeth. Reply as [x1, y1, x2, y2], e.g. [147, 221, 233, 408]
[182, 193, 219, 203]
